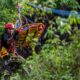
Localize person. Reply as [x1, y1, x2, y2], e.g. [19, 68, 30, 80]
[0, 23, 18, 58]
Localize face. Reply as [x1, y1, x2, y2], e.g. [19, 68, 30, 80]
[7, 28, 14, 35]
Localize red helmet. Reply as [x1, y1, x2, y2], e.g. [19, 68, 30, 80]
[5, 23, 15, 29]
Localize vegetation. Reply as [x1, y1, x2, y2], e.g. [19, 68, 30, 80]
[0, 0, 80, 80]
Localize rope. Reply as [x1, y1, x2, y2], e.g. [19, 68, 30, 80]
[15, 1, 22, 29]
[22, 15, 34, 23]
[15, 7, 34, 29]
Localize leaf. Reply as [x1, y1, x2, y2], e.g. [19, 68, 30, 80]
[77, 15, 80, 24]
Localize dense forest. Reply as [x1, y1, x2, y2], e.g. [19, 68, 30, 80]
[0, 0, 80, 80]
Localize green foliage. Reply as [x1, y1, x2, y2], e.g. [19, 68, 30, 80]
[0, 24, 5, 39]
[68, 11, 80, 25]
[0, 0, 17, 23]
[7, 29, 80, 80]
[56, 17, 71, 34]
[0, 0, 80, 80]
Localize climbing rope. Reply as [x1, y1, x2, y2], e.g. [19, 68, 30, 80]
[15, 1, 22, 29]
